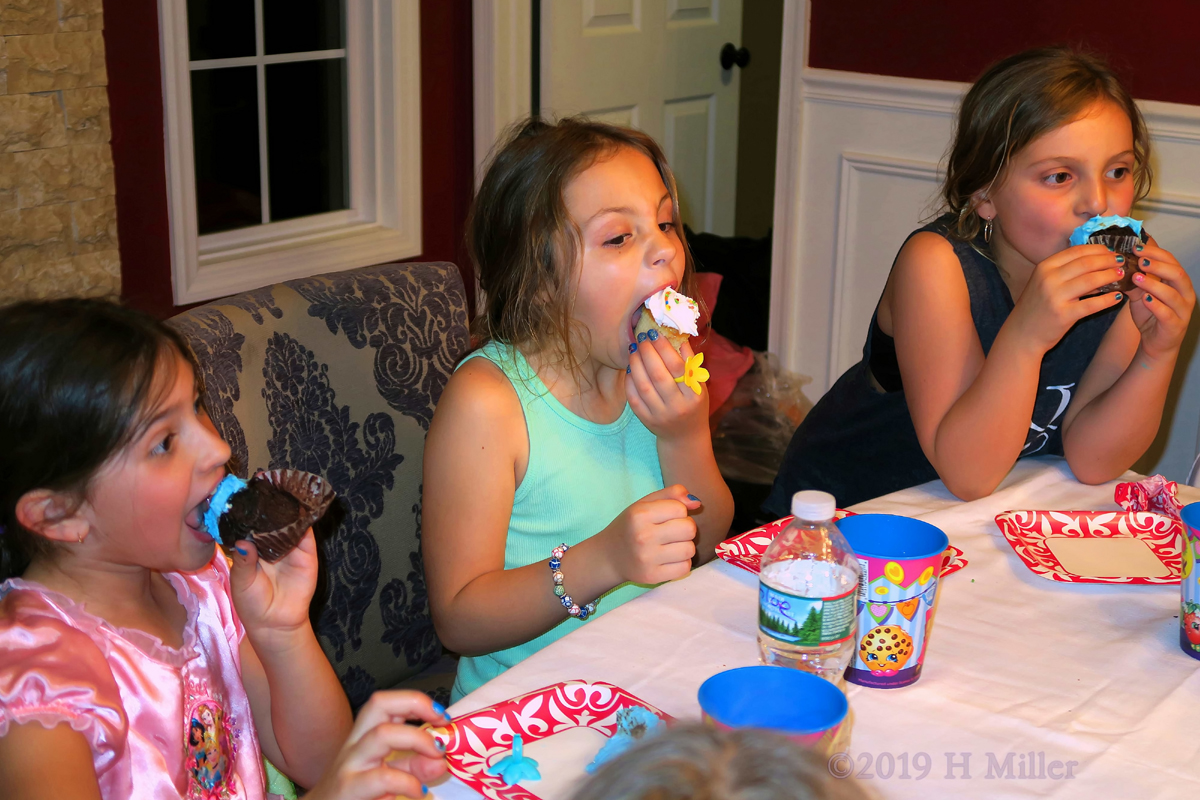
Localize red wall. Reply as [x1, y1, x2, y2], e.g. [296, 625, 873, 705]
[809, 0, 1200, 107]
[103, 0, 475, 319]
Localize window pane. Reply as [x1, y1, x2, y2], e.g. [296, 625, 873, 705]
[188, 0, 256, 61]
[263, 0, 343, 55]
[191, 67, 262, 234]
[266, 59, 348, 222]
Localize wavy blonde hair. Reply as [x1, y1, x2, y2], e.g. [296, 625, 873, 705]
[468, 116, 699, 371]
[942, 47, 1152, 244]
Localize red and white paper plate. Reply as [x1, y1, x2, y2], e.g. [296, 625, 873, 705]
[716, 511, 967, 578]
[994, 510, 1181, 584]
[424, 681, 672, 800]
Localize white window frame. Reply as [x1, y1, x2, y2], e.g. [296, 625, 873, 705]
[159, 0, 422, 305]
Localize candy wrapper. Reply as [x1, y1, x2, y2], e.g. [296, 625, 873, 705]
[1115, 474, 1183, 521]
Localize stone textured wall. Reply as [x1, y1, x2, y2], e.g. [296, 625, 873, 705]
[0, 0, 120, 300]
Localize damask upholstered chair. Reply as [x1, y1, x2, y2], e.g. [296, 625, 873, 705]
[170, 262, 470, 708]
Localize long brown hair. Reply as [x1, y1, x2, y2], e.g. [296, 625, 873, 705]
[942, 47, 1152, 242]
[468, 116, 698, 371]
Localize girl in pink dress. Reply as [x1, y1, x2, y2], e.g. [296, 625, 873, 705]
[0, 299, 447, 800]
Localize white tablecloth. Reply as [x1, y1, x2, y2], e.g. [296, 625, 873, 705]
[434, 457, 1200, 799]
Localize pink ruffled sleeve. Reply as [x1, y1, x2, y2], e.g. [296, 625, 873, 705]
[0, 589, 128, 773]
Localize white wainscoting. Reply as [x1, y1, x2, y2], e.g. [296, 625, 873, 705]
[770, 56, 1200, 481]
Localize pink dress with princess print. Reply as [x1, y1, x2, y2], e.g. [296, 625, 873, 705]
[0, 555, 267, 800]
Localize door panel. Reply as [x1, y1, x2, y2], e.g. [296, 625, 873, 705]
[543, 0, 742, 234]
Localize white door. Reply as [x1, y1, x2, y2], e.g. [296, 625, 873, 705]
[541, 0, 744, 235]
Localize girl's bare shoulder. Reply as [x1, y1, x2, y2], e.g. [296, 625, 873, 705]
[893, 230, 962, 282]
[428, 355, 525, 444]
[879, 231, 966, 332]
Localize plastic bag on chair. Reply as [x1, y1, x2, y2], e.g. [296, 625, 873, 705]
[711, 352, 813, 486]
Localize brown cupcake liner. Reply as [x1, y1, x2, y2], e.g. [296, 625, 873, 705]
[228, 469, 336, 563]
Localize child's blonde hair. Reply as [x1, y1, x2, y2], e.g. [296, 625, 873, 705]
[942, 47, 1152, 243]
[468, 116, 698, 370]
[568, 724, 870, 800]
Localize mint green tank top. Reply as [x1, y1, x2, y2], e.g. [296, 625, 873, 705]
[451, 341, 664, 701]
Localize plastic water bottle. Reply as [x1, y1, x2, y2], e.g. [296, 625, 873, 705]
[758, 490, 861, 683]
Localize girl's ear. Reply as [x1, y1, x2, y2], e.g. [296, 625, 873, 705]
[972, 190, 997, 223]
[15, 489, 90, 544]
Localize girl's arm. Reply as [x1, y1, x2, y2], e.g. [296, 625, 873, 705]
[0, 722, 101, 800]
[232, 532, 353, 788]
[628, 337, 734, 555]
[889, 233, 1125, 500]
[425, 360, 701, 656]
[1059, 240, 1195, 482]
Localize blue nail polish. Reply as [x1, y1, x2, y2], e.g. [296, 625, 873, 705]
[628, 342, 637, 353]
[637, 332, 648, 343]
[687, 494, 700, 502]
[235, 546, 248, 555]
[435, 738, 446, 752]
[432, 701, 447, 717]
[1136, 244, 1144, 252]
[647, 329, 659, 341]
[1145, 294, 1153, 303]
[422, 785, 429, 795]
[626, 365, 631, 374]
[1142, 258, 1150, 267]
[1114, 293, 1123, 301]
[1115, 255, 1124, 264]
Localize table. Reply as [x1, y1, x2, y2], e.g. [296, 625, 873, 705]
[436, 457, 1200, 798]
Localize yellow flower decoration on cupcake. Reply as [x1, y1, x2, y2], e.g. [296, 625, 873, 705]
[674, 352, 710, 395]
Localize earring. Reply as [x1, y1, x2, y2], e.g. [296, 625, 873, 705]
[983, 217, 994, 243]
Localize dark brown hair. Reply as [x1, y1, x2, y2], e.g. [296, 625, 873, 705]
[0, 298, 201, 578]
[468, 116, 698, 370]
[942, 47, 1152, 242]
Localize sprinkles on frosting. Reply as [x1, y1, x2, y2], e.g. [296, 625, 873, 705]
[644, 287, 700, 337]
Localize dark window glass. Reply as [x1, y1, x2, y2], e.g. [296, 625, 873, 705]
[263, 0, 343, 55]
[187, 0, 256, 61]
[266, 59, 348, 222]
[191, 67, 262, 234]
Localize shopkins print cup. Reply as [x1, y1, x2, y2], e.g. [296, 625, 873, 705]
[840, 515, 949, 688]
[1178, 503, 1200, 660]
[698, 666, 848, 751]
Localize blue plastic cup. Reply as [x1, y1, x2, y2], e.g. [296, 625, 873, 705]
[840, 514, 950, 688]
[697, 665, 848, 747]
[1178, 503, 1200, 660]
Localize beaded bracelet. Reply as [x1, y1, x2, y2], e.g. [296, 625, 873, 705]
[549, 543, 598, 621]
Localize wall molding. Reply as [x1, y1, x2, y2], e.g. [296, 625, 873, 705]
[827, 151, 941, 385]
[472, 0, 532, 186]
[766, 0, 809, 376]
[1137, 191, 1200, 220]
[802, 67, 960, 117]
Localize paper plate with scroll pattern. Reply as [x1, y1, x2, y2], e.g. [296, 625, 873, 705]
[993, 510, 1181, 584]
[424, 681, 672, 800]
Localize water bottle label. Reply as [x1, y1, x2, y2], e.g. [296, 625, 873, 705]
[758, 584, 856, 646]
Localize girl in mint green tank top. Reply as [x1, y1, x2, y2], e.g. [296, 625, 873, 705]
[423, 118, 734, 702]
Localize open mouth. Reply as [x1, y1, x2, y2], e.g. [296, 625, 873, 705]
[186, 497, 208, 531]
[628, 283, 676, 343]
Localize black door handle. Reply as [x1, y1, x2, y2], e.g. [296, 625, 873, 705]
[720, 42, 750, 70]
